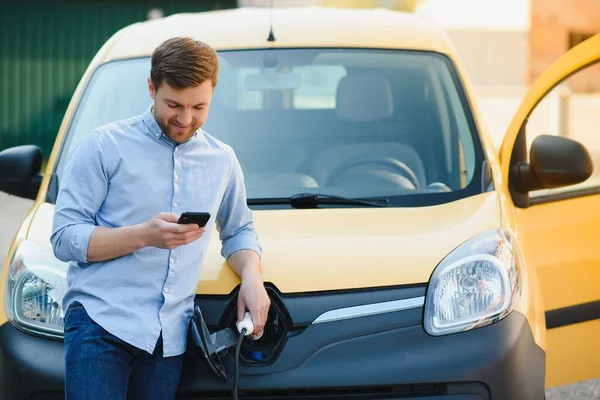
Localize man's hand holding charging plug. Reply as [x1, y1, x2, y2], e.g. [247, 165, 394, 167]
[229, 249, 271, 339]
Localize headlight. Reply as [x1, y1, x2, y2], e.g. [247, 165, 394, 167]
[423, 229, 522, 336]
[4, 240, 68, 338]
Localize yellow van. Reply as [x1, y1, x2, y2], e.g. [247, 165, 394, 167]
[0, 7, 598, 400]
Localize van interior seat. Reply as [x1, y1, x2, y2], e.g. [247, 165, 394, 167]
[311, 73, 427, 188]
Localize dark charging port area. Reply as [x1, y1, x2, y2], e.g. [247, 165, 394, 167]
[219, 287, 292, 365]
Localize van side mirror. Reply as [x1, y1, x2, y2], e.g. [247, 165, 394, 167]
[511, 135, 593, 193]
[0, 145, 43, 200]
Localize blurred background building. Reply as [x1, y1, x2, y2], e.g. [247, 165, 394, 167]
[529, 0, 600, 92]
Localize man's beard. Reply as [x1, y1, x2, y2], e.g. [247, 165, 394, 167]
[153, 107, 199, 143]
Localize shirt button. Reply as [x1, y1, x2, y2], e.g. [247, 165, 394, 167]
[173, 202, 178, 208]
[164, 287, 170, 293]
[174, 174, 179, 180]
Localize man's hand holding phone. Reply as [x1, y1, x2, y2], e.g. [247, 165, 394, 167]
[142, 212, 207, 250]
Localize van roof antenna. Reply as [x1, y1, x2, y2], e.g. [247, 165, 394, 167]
[267, 0, 276, 42]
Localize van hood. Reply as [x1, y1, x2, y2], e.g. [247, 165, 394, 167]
[28, 192, 501, 294]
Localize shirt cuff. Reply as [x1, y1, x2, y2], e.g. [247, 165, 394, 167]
[68, 224, 98, 263]
[221, 231, 262, 260]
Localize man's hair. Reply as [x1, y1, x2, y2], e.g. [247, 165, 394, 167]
[150, 37, 219, 90]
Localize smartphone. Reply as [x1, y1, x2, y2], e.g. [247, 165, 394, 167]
[177, 212, 211, 227]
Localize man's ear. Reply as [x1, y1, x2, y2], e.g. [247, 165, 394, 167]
[148, 78, 156, 99]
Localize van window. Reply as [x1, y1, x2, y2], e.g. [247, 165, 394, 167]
[292, 65, 347, 109]
[51, 49, 486, 208]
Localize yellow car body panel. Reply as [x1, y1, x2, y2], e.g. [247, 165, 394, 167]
[26, 193, 502, 294]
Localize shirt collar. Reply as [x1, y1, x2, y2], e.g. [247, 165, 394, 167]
[142, 105, 163, 140]
[142, 104, 199, 145]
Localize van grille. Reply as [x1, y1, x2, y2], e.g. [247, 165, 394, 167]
[178, 383, 445, 399]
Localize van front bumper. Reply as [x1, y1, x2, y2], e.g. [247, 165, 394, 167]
[0, 308, 545, 400]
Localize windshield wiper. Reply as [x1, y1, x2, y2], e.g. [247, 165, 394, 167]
[248, 193, 389, 209]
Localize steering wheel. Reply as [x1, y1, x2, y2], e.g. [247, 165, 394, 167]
[325, 156, 420, 189]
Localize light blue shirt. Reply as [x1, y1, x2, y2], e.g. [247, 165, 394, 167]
[51, 105, 261, 357]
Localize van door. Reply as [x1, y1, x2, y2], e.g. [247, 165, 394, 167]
[499, 33, 600, 388]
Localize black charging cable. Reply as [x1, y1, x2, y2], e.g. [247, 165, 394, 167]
[233, 327, 247, 400]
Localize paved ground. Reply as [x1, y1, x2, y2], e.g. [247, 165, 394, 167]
[546, 379, 600, 399]
[0, 191, 598, 397]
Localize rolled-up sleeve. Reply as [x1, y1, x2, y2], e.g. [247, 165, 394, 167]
[50, 131, 109, 264]
[216, 149, 262, 260]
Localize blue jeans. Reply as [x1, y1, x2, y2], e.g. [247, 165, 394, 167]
[63, 301, 185, 400]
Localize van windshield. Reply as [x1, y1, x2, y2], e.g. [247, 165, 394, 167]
[50, 48, 487, 208]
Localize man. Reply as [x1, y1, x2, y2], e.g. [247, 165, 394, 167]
[51, 37, 270, 400]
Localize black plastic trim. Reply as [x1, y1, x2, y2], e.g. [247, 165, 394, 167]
[509, 123, 530, 208]
[529, 185, 600, 206]
[0, 304, 546, 400]
[174, 383, 490, 399]
[545, 300, 600, 329]
[195, 283, 427, 328]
